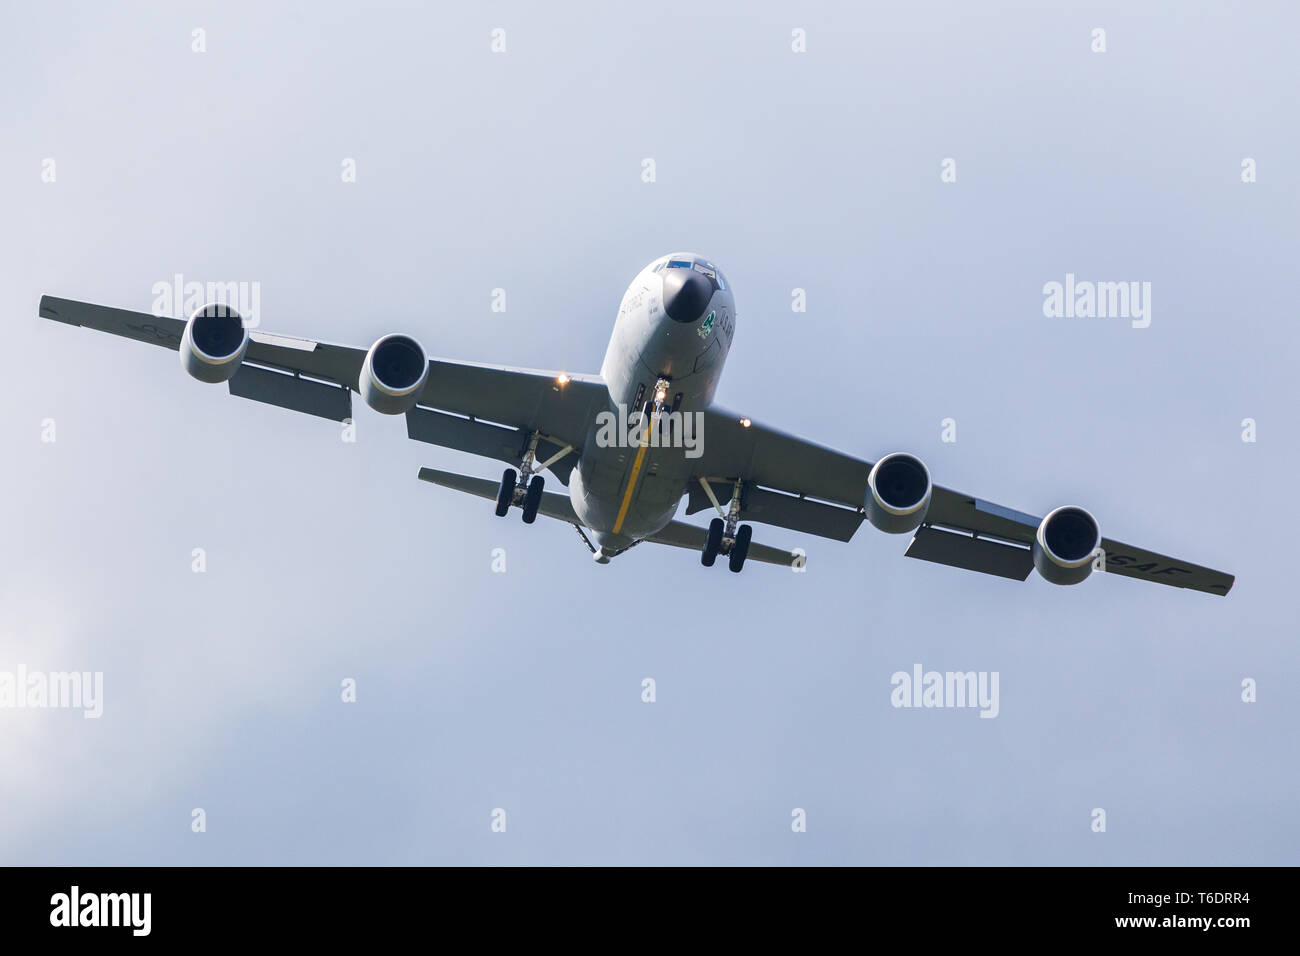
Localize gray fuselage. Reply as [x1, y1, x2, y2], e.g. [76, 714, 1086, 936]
[568, 253, 735, 551]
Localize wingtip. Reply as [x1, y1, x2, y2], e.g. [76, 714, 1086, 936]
[38, 294, 79, 326]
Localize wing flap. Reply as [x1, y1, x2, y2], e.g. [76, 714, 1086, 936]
[925, 487, 1040, 545]
[228, 363, 353, 421]
[905, 526, 1033, 581]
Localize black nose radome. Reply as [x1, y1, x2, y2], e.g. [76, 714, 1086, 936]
[662, 268, 713, 323]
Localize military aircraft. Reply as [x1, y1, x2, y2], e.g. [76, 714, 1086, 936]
[39, 252, 1233, 593]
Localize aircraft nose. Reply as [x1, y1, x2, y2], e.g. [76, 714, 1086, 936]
[662, 268, 714, 323]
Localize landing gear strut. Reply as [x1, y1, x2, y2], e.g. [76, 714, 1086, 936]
[493, 431, 574, 523]
[698, 478, 752, 572]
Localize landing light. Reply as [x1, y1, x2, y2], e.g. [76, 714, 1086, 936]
[556, 373, 569, 385]
[655, 388, 667, 402]
[740, 417, 752, 428]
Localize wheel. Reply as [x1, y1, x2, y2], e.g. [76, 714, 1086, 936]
[494, 468, 516, 516]
[521, 474, 544, 524]
[701, 517, 724, 566]
[728, 523, 752, 573]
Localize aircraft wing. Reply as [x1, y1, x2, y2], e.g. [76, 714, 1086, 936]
[692, 407, 1234, 596]
[39, 296, 608, 484]
[688, 406, 870, 542]
[918, 489, 1234, 596]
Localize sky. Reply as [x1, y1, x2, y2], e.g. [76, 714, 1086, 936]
[1, 0, 1297, 865]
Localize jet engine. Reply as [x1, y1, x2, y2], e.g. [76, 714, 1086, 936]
[865, 453, 932, 534]
[1032, 506, 1101, 585]
[359, 334, 429, 414]
[180, 303, 248, 383]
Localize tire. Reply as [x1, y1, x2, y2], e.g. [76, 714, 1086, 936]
[521, 474, 545, 524]
[728, 523, 752, 573]
[701, 518, 724, 567]
[494, 468, 516, 517]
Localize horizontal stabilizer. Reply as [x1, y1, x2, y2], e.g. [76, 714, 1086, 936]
[417, 467, 579, 523]
[647, 521, 801, 568]
[417, 468, 801, 567]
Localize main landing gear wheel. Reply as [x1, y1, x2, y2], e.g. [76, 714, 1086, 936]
[701, 517, 724, 566]
[494, 468, 516, 517]
[521, 474, 545, 524]
[728, 523, 752, 573]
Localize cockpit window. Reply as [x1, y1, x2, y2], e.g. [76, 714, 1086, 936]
[693, 261, 727, 291]
[658, 256, 726, 290]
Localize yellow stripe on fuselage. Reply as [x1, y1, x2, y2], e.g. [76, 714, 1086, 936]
[611, 432, 651, 535]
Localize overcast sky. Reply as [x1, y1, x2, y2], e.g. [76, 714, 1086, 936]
[2, 0, 1297, 864]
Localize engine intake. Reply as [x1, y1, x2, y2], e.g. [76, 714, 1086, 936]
[1033, 506, 1101, 585]
[180, 303, 248, 383]
[360, 334, 429, 414]
[865, 452, 932, 534]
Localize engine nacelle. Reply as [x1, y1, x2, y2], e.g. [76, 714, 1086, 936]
[359, 334, 429, 414]
[180, 303, 248, 383]
[865, 452, 932, 534]
[1032, 506, 1101, 586]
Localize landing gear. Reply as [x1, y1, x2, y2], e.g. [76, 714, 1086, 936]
[494, 468, 516, 517]
[701, 518, 724, 566]
[698, 478, 753, 572]
[493, 431, 573, 523]
[521, 474, 544, 524]
[728, 523, 752, 573]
